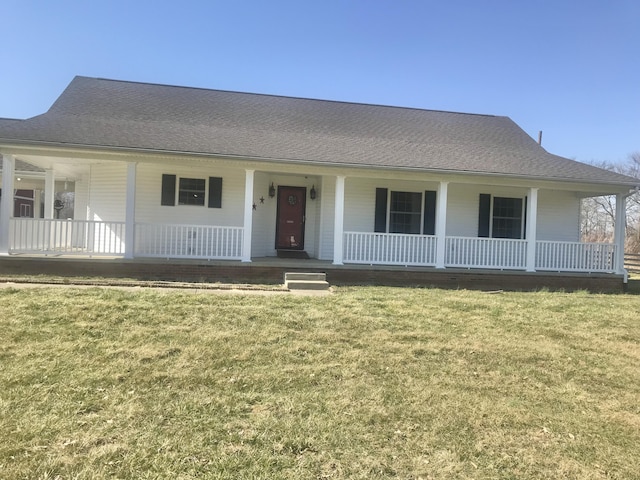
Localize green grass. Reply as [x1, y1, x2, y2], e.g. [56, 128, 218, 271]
[1, 286, 639, 479]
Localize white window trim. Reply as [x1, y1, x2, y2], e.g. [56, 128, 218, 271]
[386, 190, 425, 235]
[176, 176, 207, 207]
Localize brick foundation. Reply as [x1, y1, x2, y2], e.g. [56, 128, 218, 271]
[0, 256, 625, 293]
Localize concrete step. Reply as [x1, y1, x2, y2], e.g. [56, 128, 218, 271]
[284, 272, 326, 282]
[284, 272, 329, 290]
[285, 279, 330, 290]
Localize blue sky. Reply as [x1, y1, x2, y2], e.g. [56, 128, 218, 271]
[1, 0, 638, 164]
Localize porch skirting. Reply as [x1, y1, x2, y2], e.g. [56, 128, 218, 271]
[0, 256, 625, 293]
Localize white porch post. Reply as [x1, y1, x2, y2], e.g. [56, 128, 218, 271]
[333, 175, 345, 265]
[124, 162, 137, 259]
[44, 168, 55, 219]
[525, 187, 539, 272]
[0, 154, 16, 255]
[614, 193, 626, 274]
[242, 169, 254, 262]
[435, 181, 449, 268]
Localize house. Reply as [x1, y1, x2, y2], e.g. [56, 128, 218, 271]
[0, 76, 638, 288]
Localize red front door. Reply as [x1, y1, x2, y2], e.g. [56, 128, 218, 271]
[276, 186, 306, 250]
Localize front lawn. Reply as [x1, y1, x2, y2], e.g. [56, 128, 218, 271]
[1, 286, 638, 479]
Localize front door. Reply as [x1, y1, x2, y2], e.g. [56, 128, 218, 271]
[276, 186, 306, 250]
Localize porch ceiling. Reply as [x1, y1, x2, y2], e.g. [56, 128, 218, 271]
[6, 153, 91, 180]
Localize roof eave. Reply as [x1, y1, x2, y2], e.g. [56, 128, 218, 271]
[1, 137, 638, 190]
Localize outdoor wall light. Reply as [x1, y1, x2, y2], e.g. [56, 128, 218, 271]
[269, 182, 276, 198]
[310, 185, 317, 200]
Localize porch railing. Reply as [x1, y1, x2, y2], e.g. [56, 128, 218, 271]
[536, 241, 615, 272]
[445, 236, 527, 269]
[10, 218, 126, 255]
[135, 223, 243, 260]
[7, 218, 618, 272]
[344, 232, 437, 265]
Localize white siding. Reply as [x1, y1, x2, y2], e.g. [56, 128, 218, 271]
[82, 159, 584, 259]
[318, 176, 336, 260]
[135, 163, 245, 226]
[88, 163, 127, 222]
[343, 177, 441, 233]
[74, 177, 89, 221]
[340, 181, 581, 241]
[446, 183, 484, 237]
[447, 184, 550, 238]
[251, 171, 273, 257]
[537, 189, 580, 241]
[133, 164, 323, 259]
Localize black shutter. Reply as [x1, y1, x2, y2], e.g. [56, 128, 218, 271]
[523, 196, 528, 239]
[161, 174, 176, 206]
[208, 177, 223, 208]
[374, 188, 388, 232]
[478, 193, 491, 237]
[423, 190, 437, 235]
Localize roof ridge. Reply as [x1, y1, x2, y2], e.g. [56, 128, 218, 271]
[81, 75, 502, 119]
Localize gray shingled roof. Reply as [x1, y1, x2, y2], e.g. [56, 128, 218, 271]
[0, 76, 637, 187]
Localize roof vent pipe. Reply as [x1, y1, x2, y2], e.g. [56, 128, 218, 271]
[538, 131, 543, 146]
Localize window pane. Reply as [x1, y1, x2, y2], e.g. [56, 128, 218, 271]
[178, 178, 206, 206]
[492, 197, 523, 238]
[390, 191, 422, 234]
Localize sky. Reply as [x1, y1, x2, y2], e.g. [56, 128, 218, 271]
[1, 0, 638, 165]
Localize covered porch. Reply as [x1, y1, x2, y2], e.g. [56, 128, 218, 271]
[0, 152, 630, 278]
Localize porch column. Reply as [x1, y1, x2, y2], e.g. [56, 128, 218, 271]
[124, 162, 137, 259]
[333, 175, 345, 265]
[614, 193, 626, 274]
[0, 154, 16, 255]
[525, 187, 539, 272]
[44, 169, 55, 219]
[435, 181, 448, 268]
[242, 169, 254, 262]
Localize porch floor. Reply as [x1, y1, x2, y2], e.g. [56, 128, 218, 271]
[0, 254, 625, 293]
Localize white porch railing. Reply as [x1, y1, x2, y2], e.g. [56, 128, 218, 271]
[445, 236, 528, 269]
[536, 241, 615, 272]
[10, 218, 126, 255]
[344, 231, 437, 265]
[135, 223, 243, 260]
[7, 218, 617, 272]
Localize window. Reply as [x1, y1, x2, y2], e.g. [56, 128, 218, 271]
[390, 191, 422, 234]
[161, 174, 222, 208]
[492, 197, 523, 238]
[478, 194, 525, 239]
[178, 178, 206, 206]
[374, 188, 436, 235]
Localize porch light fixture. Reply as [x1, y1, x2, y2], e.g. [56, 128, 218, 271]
[310, 185, 317, 200]
[269, 182, 276, 198]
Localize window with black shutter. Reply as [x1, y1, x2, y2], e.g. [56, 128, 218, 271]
[374, 189, 436, 235]
[161, 175, 223, 208]
[478, 194, 525, 239]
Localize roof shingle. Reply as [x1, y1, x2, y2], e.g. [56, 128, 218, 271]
[0, 76, 636, 187]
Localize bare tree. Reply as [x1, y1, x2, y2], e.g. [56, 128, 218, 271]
[580, 153, 640, 252]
